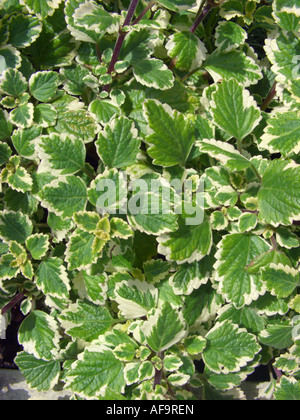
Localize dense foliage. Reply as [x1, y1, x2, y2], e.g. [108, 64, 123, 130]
[0, 0, 300, 400]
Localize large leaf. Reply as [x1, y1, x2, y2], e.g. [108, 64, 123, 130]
[143, 99, 195, 167]
[40, 175, 87, 219]
[258, 159, 300, 226]
[210, 79, 262, 142]
[205, 50, 263, 87]
[214, 233, 271, 308]
[260, 111, 300, 156]
[141, 302, 187, 352]
[8, 13, 42, 48]
[37, 133, 86, 175]
[0, 210, 32, 244]
[202, 320, 261, 374]
[29, 71, 60, 102]
[158, 213, 212, 264]
[65, 345, 125, 398]
[15, 352, 61, 391]
[72, 1, 119, 34]
[59, 300, 114, 342]
[96, 116, 140, 169]
[18, 311, 60, 360]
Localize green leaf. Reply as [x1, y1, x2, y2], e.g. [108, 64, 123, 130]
[18, 311, 60, 360]
[9, 103, 34, 129]
[157, 0, 197, 12]
[26, 233, 49, 260]
[0, 109, 13, 141]
[259, 323, 294, 350]
[54, 103, 100, 144]
[0, 210, 33, 244]
[210, 79, 262, 141]
[20, 0, 63, 19]
[33, 104, 57, 128]
[35, 257, 70, 298]
[133, 59, 174, 91]
[0, 142, 12, 166]
[196, 139, 252, 171]
[37, 133, 86, 175]
[202, 320, 261, 374]
[114, 279, 158, 319]
[260, 111, 300, 156]
[215, 21, 247, 53]
[74, 271, 107, 305]
[65, 228, 101, 271]
[158, 213, 212, 264]
[96, 116, 140, 169]
[261, 264, 299, 299]
[214, 233, 271, 308]
[40, 175, 87, 219]
[15, 352, 61, 391]
[170, 255, 213, 296]
[8, 13, 42, 48]
[0, 253, 20, 281]
[274, 377, 300, 401]
[238, 213, 258, 233]
[143, 99, 195, 167]
[0, 45, 22, 72]
[273, 0, 300, 32]
[166, 31, 207, 71]
[65, 346, 125, 398]
[59, 300, 114, 342]
[89, 98, 120, 125]
[11, 126, 41, 159]
[142, 302, 187, 352]
[0, 68, 27, 97]
[205, 50, 262, 87]
[29, 71, 60, 102]
[258, 160, 300, 226]
[72, 1, 119, 34]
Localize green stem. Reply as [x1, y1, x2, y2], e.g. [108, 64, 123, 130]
[250, 163, 262, 183]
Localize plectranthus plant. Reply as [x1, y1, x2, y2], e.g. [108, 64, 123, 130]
[0, 0, 300, 401]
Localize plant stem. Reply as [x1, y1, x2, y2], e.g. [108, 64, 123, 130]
[261, 81, 277, 111]
[102, 0, 140, 92]
[132, 1, 157, 25]
[1, 292, 25, 315]
[190, 2, 214, 33]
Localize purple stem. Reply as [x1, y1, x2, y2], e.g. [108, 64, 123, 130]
[190, 3, 214, 33]
[102, 0, 140, 91]
[1, 292, 25, 315]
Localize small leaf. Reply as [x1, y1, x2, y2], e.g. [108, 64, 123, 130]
[114, 279, 158, 319]
[9, 103, 34, 129]
[196, 139, 252, 171]
[133, 59, 174, 91]
[26, 233, 49, 260]
[35, 257, 70, 298]
[20, 0, 63, 19]
[166, 31, 207, 71]
[29, 71, 60, 102]
[73, 1, 119, 34]
[0, 68, 27, 97]
[215, 21, 247, 52]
